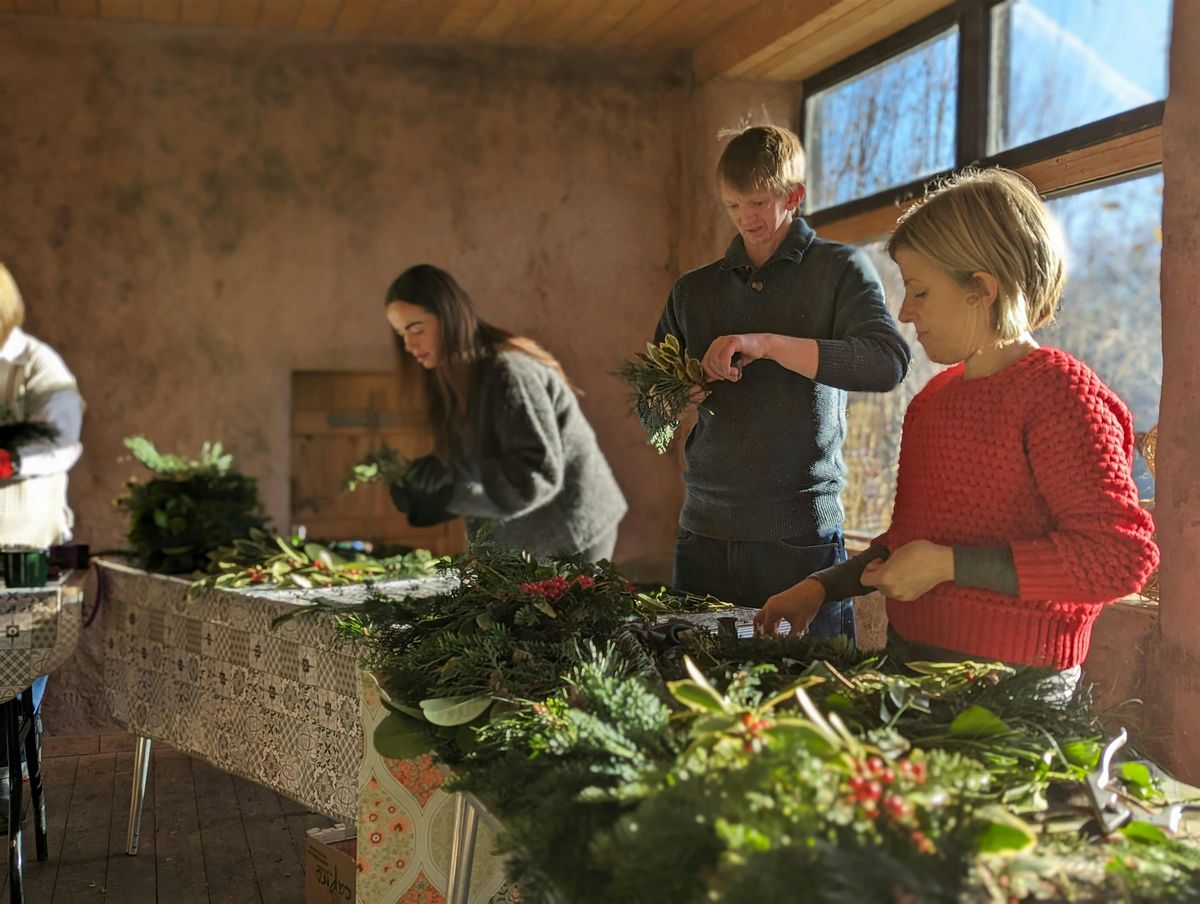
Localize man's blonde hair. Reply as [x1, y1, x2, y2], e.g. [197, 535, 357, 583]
[717, 125, 806, 196]
[0, 264, 25, 341]
[887, 168, 1065, 341]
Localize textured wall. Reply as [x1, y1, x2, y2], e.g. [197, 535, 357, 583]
[0, 16, 696, 567]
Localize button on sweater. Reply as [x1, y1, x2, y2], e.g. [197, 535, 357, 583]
[878, 347, 1159, 669]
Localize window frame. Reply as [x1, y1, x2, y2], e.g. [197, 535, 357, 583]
[800, 0, 1166, 240]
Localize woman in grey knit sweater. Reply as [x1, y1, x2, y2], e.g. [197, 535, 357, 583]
[384, 264, 627, 561]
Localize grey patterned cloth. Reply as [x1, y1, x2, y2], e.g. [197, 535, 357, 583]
[98, 560, 451, 821]
[0, 577, 82, 703]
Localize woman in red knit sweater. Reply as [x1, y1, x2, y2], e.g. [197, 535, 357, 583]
[753, 168, 1158, 679]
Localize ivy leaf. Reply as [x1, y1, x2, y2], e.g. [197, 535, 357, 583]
[1119, 820, 1170, 844]
[420, 695, 493, 727]
[1118, 761, 1159, 800]
[1063, 739, 1101, 769]
[951, 705, 1010, 738]
[374, 710, 436, 759]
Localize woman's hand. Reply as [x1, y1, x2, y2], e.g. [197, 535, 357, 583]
[701, 334, 770, 382]
[860, 540, 953, 601]
[753, 578, 826, 637]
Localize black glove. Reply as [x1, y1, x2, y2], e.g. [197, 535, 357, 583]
[388, 455, 455, 528]
[405, 454, 454, 494]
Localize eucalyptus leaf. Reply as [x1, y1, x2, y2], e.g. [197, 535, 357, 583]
[374, 710, 436, 759]
[420, 695, 493, 727]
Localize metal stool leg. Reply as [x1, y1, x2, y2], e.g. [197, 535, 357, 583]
[6, 699, 24, 904]
[20, 694, 46, 861]
[125, 736, 153, 855]
[446, 793, 480, 904]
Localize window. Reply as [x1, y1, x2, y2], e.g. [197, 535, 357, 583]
[805, 29, 958, 211]
[989, 0, 1171, 153]
[804, 0, 1168, 541]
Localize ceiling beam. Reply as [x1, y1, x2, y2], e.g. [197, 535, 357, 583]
[692, 0, 952, 82]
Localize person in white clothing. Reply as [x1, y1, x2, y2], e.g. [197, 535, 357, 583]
[0, 264, 85, 828]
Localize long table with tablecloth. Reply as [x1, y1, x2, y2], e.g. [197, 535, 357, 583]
[95, 559, 518, 904]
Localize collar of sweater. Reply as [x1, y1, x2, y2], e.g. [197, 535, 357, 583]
[720, 217, 817, 272]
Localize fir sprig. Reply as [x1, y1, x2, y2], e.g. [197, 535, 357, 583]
[616, 334, 708, 453]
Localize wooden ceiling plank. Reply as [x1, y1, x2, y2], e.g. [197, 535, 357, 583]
[332, 0, 380, 32]
[258, 0, 304, 28]
[694, 0, 845, 79]
[472, 0, 537, 41]
[57, 0, 99, 17]
[393, 1, 457, 39]
[564, 0, 640, 45]
[591, 0, 678, 48]
[294, 0, 341, 30]
[751, 0, 949, 80]
[140, 0, 179, 22]
[179, 0, 220, 23]
[97, 0, 139, 17]
[629, 0, 745, 51]
[526, 0, 595, 42]
[13, 0, 56, 12]
[435, 0, 498, 39]
[218, 0, 263, 27]
[0, 0, 12, 12]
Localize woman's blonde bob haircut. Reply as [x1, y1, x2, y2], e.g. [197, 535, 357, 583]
[717, 125, 806, 196]
[887, 168, 1066, 341]
[0, 264, 26, 342]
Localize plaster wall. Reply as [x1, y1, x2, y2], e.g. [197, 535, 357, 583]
[1146, 0, 1200, 780]
[0, 16, 693, 567]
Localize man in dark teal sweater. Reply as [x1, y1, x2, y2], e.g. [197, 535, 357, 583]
[656, 125, 909, 640]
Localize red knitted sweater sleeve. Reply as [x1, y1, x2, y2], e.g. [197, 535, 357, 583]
[1008, 358, 1159, 602]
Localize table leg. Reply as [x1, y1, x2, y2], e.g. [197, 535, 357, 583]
[125, 736, 153, 856]
[446, 792, 480, 904]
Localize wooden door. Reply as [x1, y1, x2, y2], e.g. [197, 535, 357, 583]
[290, 371, 466, 556]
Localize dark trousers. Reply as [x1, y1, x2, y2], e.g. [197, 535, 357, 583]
[673, 528, 855, 642]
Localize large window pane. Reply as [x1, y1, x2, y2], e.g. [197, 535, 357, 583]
[805, 29, 958, 213]
[841, 170, 1162, 534]
[989, 0, 1171, 153]
[1038, 170, 1162, 498]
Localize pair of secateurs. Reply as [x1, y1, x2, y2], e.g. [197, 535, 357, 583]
[1085, 728, 1200, 834]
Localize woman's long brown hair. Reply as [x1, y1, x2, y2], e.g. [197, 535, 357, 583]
[384, 264, 574, 453]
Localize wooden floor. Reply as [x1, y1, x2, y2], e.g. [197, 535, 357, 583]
[1, 738, 334, 904]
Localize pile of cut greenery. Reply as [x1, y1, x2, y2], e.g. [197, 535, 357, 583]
[187, 527, 443, 599]
[319, 545, 1200, 903]
[115, 436, 267, 574]
[617, 334, 708, 453]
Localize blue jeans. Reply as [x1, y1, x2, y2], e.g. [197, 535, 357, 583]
[672, 528, 855, 642]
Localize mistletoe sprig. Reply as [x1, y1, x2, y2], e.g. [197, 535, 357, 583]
[187, 527, 442, 599]
[617, 334, 708, 453]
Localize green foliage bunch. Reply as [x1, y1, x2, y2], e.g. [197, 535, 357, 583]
[616, 334, 708, 453]
[187, 527, 443, 598]
[114, 436, 267, 574]
[344, 443, 411, 493]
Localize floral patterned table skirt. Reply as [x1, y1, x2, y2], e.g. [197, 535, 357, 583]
[96, 560, 514, 903]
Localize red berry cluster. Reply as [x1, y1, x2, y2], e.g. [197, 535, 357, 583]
[248, 567, 266, 584]
[845, 756, 934, 854]
[520, 574, 595, 600]
[739, 712, 773, 753]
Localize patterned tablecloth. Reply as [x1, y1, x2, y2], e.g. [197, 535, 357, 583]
[0, 574, 84, 704]
[95, 559, 513, 904]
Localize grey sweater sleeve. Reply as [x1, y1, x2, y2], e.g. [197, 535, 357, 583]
[814, 247, 910, 393]
[809, 543, 1020, 599]
[953, 545, 1020, 596]
[448, 355, 566, 521]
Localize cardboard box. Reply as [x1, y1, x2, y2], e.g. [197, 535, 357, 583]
[305, 824, 357, 904]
